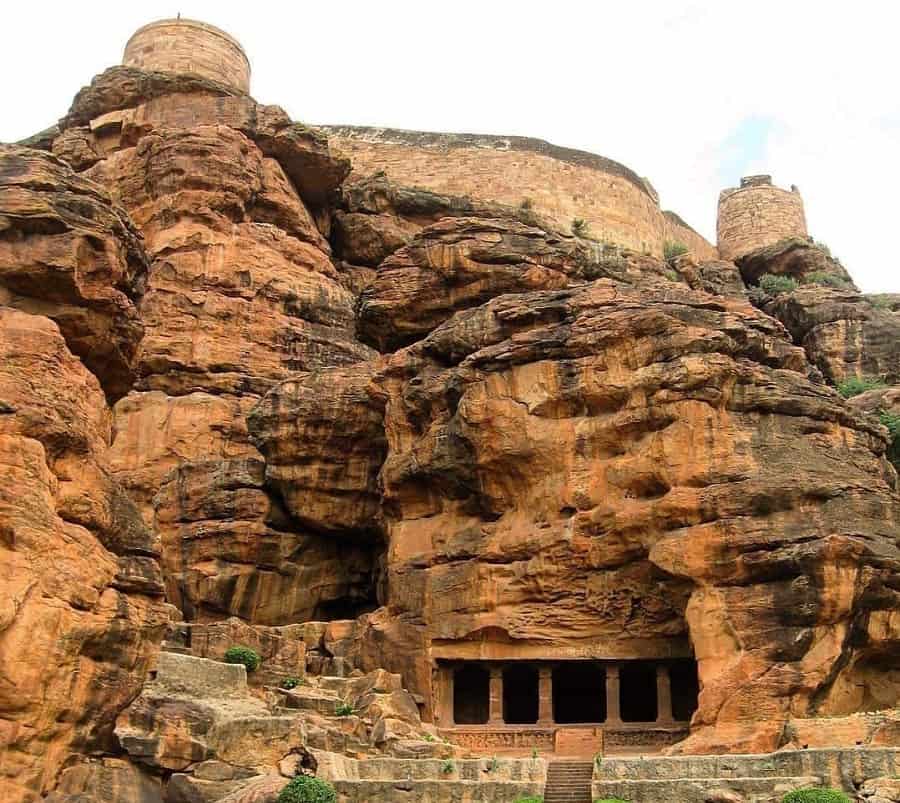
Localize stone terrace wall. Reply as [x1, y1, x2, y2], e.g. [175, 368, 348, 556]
[123, 18, 251, 92]
[717, 175, 808, 261]
[324, 126, 717, 260]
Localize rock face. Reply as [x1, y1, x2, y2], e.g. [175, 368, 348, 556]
[740, 240, 900, 384]
[0, 146, 147, 401]
[43, 67, 380, 634]
[3, 35, 900, 803]
[0, 148, 169, 802]
[384, 281, 899, 752]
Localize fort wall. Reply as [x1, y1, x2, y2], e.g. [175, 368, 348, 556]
[717, 175, 808, 260]
[323, 127, 718, 260]
[123, 18, 251, 93]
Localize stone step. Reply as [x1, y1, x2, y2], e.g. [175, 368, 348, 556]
[592, 774, 822, 803]
[545, 759, 593, 803]
[279, 688, 342, 715]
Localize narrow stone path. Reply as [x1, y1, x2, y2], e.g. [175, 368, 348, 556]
[543, 759, 594, 803]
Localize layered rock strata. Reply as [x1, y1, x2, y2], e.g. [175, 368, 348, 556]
[0, 148, 170, 803]
[2, 40, 899, 803]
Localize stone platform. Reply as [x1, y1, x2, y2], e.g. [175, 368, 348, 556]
[592, 747, 900, 803]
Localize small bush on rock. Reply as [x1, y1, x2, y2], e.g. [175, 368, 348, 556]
[759, 273, 799, 296]
[277, 775, 336, 803]
[513, 797, 543, 803]
[441, 759, 455, 774]
[781, 789, 851, 803]
[663, 240, 688, 261]
[836, 376, 886, 398]
[223, 645, 261, 672]
[572, 218, 590, 237]
[879, 410, 900, 471]
[804, 271, 851, 289]
[335, 702, 354, 716]
[279, 676, 302, 689]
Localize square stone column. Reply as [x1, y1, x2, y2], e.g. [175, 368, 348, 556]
[438, 665, 455, 727]
[489, 665, 504, 724]
[537, 666, 553, 725]
[605, 662, 621, 725]
[656, 663, 674, 724]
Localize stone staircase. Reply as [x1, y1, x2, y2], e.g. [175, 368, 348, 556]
[543, 759, 594, 803]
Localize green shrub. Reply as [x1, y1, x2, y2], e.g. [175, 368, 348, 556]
[759, 273, 799, 296]
[513, 798, 543, 803]
[869, 295, 895, 310]
[804, 271, 851, 289]
[572, 218, 590, 237]
[422, 732, 435, 742]
[223, 646, 261, 672]
[812, 240, 833, 257]
[531, 747, 540, 759]
[279, 676, 302, 690]
[335, 702, 354, 717]
[487, 755, 499, 773]
[879, 411, 900, 471]
[441, 759, 455, 774]
[663, 240, 688, 261]
[277, 775, 337, 803]
[836, 376, 887, 398]
[781, 788, 851, 803]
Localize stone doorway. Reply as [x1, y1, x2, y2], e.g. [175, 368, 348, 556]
[503, 664, 539, 724]
[453, 664, 489, 724]
[671, 658, 700, 722]
[552, 662, 606, 724]
[620, 661, 658, 722]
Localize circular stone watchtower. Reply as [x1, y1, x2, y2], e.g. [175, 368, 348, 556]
[123, 18, 251, 93]
[717, 175, 808, 261]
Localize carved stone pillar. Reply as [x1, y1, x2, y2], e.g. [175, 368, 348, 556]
[538, 666, 553, 725]
[656, 663, 673, 723]
[441, 665, 455, 727]
[489, 665, 504, 724]
[605, 662, 621, 725]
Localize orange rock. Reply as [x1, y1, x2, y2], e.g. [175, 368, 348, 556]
[0, 146, 147, 401]
[0, 309, 170, 803]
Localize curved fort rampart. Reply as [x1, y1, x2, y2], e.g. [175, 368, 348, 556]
[717, 174, 807, 260]
[322, 126, 718, 260]
[123, 18, 251, 92]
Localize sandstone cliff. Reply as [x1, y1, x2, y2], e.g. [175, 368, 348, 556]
[1, 48, 899, 803]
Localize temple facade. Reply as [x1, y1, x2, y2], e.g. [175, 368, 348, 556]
[433, 659, 698, 754]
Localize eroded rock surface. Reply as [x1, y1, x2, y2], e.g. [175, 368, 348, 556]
[0, 146, 147, 400]
[40, 67, 381, 635]
[3, 43, 900, 803]
[0, 305, 169, 802]
[257, 277, 900, 752]
[741, 241, 900, 384]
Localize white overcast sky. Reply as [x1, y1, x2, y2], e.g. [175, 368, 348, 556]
[3, 1, 899, 292]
